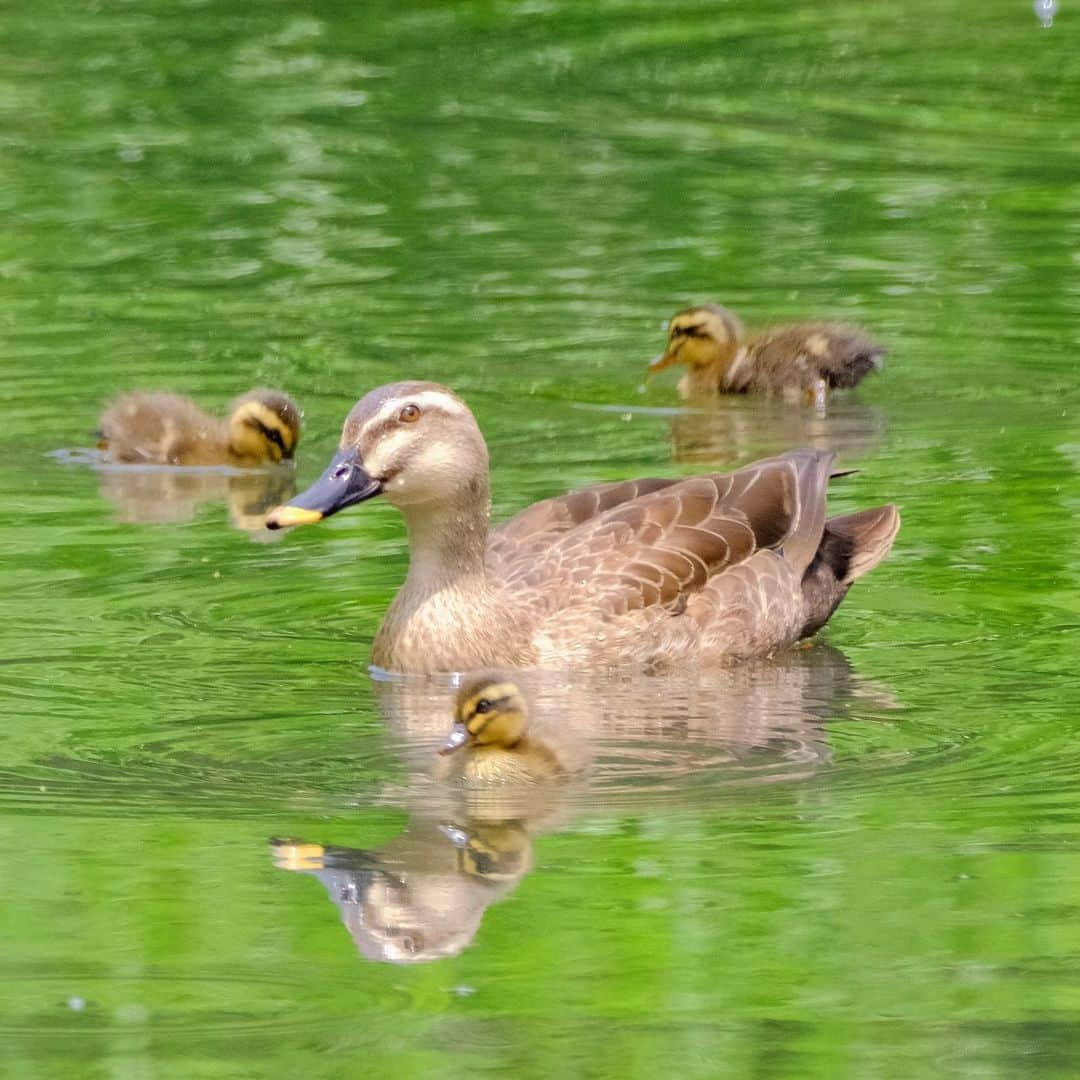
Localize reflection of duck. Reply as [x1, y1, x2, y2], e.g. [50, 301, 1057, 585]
[98, 466, 296, 533]
[98, 388, 301, 466]
[438, 675, 589, 785]
[375, 644, 897, 787]
[271, 815, 536, 964]
[666, 396, 886, 467]
[649, 304, 884, 403]
[277, 646, 900, 965]
[266, 382, 899, 672]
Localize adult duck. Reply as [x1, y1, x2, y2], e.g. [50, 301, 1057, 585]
[266, 381, 898, 673]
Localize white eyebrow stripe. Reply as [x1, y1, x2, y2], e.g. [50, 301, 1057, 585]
[363, 390, 469, 433]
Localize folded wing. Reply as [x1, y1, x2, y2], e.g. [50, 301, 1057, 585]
[497, 450, 835, 619]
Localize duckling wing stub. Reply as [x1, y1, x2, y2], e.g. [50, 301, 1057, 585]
[487, 477, 679, 571]
[735, 325, 885, 392]
[98, 392, 218, 465]
[500, 451, 833, 618]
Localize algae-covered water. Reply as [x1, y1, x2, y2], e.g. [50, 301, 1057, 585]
[3, 0, 1080, 1076]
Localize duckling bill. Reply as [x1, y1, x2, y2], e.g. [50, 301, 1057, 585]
[266, 380, 899, 673]
[97, 388, 301, 467]
[650, 304, 885, 401]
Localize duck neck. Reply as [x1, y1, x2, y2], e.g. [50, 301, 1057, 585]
[397, 487, 491, 600]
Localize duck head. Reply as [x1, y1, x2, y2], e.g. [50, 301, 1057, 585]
[227, 388, 302, 465]
[647, 304, 745, 379]
[265, 381, 488, 529]
[441, 676, 530, 755]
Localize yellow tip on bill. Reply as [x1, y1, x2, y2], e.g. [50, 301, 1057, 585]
[265, 505, 324, 529]
[271, 841, 326, 871]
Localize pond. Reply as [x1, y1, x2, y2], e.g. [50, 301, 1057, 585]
[3, 0, 1080, 1075]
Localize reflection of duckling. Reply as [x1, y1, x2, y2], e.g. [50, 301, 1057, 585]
[649, 304, 885, 403]
[667, 396, 886, 467]
[438, 820, 534, 882]
[98, 388, 301, 466]
[270, 816, 536, 965]
[98, 467, 296, 532]
[438, 676, 586, 786]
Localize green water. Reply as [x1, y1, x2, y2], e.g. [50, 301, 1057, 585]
[3, 0, 1080, 1075]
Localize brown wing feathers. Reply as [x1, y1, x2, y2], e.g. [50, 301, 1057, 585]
[496, 452, 831, 618]
[484, 449, 897, 654]
[488, 477, 679, 569]
[773, 449, 834, 574]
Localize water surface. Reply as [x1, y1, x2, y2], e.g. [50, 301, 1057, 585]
[3, 0, 1080, 1076]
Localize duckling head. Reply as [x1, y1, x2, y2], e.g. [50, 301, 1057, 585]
[266, 381, 488, 528]
[440, 676, 529, 755]
[648, 304, 745, 378]
[228, 389, 302, 465]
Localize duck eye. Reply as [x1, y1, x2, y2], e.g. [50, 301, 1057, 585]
[399, 404, 421, 423]
[474, 698, 493, 715]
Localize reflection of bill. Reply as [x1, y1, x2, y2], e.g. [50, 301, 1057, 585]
[271, 817, 536, 965]
[97, 466, 296, 534]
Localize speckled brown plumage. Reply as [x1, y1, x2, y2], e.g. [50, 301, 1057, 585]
[486, 449, 897, 670]
[267, 382, 899, 674]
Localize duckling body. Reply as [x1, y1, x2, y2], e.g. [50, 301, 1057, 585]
[650, 304, 885, 401]
[438, 677, 582, 786]
[439, 737, 566, 785]
[267, 382, 898, 673]
[98, 388, 301, 467]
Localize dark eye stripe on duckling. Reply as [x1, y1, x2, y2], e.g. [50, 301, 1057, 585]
[245, 416, 291, 452]
[672, 308, 740, 343]
[460, 683, 521, 728]
[672, 323, 708, 339]
[467, 698, 518, 734]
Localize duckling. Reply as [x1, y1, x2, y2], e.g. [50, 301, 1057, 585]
[648, 304, 885, 403]
[97, 388, 301, 466]
[437, 676, 585, 786]
[265, 381, 899, 673]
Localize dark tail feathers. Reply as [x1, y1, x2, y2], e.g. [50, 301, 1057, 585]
[799, 504, 900, 638]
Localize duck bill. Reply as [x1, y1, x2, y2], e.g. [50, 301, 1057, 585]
[439, 723, 470, 756]
[646, 351, 677, 379]
[265, 447, 382, 530]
